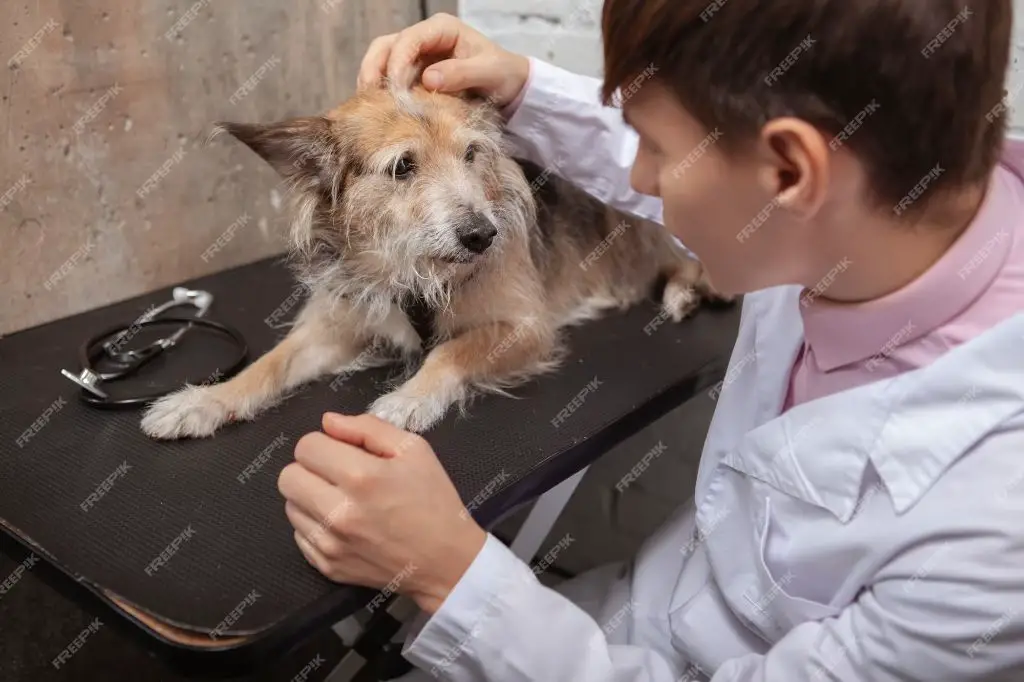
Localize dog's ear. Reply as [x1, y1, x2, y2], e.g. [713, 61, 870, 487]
[214, 117, 337, 191]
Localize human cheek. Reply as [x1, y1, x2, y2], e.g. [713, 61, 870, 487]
[658, 173, 707, 245]
[629, 145, 661, 197]
[659, 195, 690, 244]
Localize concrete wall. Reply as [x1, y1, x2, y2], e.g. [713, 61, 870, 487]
[461, 0, 1024, 134]
[0, 0, 423, 335]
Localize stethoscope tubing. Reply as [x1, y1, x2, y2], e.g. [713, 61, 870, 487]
[76, 316, 249, 409]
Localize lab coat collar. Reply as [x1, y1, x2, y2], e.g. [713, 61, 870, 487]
[868, 310, 1024, 514]
[725, 301, 1024, 523]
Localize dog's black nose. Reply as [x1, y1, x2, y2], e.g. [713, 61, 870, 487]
[457, 215, 498, 254]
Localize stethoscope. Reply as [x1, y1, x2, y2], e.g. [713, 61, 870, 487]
[60, 288, 249, 408]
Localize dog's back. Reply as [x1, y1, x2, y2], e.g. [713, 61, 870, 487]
[515, 158, 702, 327]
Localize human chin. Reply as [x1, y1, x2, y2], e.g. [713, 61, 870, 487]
[661, 202, 703, 253]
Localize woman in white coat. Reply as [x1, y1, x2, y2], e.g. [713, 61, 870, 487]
[276, 2, 1024, 680]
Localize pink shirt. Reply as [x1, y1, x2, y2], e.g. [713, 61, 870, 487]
[785, 150, 1024, 410]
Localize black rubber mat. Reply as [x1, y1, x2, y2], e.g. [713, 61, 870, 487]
[0, 255, 738, 641]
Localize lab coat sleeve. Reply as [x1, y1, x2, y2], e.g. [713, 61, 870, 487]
[503, 57, 665, 226]
[402, 533, 682, 681]
[711, 530, 1024, 681]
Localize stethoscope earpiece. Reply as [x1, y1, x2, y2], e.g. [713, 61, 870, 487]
[172, 287, 213, 316]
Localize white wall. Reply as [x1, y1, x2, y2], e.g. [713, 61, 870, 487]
[461, 0, 1024, 135]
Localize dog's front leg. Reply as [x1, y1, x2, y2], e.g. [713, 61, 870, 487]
[369, 320, 554, 432]
[140, 308, 362, 440]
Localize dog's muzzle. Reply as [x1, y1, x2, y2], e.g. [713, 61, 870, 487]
[456, 213, 498, 254]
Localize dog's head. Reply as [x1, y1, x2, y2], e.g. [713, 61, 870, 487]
[216, 86, 533, 297]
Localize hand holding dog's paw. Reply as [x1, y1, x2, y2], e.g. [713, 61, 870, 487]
[368, 390, 448, 433]
[140, 385, 232, 440]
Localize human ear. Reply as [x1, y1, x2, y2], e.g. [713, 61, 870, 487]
[756, 117, 830, 219]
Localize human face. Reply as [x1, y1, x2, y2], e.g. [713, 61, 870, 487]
[622, 82, 818, 297]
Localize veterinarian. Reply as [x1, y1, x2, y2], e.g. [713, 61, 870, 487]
[276, 1, 1024, 679]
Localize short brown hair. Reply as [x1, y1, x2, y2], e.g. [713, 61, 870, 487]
[601, 0, 1014, 217]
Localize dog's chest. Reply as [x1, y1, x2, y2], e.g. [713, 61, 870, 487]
[399, 294, 437, 346]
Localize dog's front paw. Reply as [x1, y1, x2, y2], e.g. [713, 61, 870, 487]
[368, 391, 447, 433]
[661, 279, 701, 322]
[140, 386, 232, 440]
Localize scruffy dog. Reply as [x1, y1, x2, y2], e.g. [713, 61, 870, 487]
[140, 86, 726, 439]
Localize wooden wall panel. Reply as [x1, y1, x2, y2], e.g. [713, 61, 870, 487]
[425, 0, 460, 16]
[0, 0, 423, 335]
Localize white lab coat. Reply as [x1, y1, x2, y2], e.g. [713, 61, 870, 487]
[399, 57, 1024, 681]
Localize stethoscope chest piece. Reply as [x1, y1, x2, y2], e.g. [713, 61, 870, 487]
[61, 367, 109, 399]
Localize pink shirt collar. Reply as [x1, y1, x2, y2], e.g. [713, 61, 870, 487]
[800, 160, 1021, 372]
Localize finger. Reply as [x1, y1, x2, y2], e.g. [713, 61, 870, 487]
[294, 531, 384, 589]
[321, 412, 425, 459]
[277, 460, 351, 528]
[285, 500, 319, 539]
[285, 501, 342, 556]
[422, 54, 497, 94]
[357, 33, 398, 90]
[294, 530, 337, 579]
[294, 430, 382, 487]
[386, 16, 464, 89]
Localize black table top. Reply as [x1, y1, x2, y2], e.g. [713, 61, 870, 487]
[0, 254, 738, 671]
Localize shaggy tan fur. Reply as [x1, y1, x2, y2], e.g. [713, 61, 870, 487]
[140, 86, 728, 439]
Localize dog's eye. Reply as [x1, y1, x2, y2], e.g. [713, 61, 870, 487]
[464, 144, 479, 163]
[393, 154, 415, 180]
